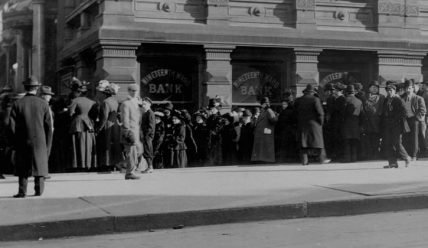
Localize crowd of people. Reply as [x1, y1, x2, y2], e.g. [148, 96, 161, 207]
[1, 75, 428, 193]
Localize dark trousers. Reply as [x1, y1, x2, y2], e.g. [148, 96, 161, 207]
[300, 148, 326, 165]
[344, 139, 359, 162]
[143, 136, 154, 168]
[418, 121, 428, 155]
[384, 125, 409, 165]
[18, 176, 45, 195]
[403, 117, 419, 158]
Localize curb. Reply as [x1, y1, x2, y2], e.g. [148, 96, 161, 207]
[2, 194, 428, 241]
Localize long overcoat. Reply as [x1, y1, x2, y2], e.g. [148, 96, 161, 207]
[96, 96, 121, 166]
[341, 95, 363, 140]
[251, 107, 277, 162]
[294, 94, 325, 149]
[9, 94, 53, 177]
[364, 94, 385, 134]
[69, 96, 98, 169]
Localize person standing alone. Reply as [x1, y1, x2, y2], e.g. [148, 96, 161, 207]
[9, 76, 53, 197]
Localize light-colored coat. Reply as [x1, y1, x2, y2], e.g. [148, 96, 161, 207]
[120, 96, 143, 153]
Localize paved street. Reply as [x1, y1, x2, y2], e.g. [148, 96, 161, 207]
[3, 209, 428, 248]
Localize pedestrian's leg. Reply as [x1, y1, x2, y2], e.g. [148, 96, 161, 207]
[300, 148, 309, 165]
[14, 177, 28, 197]
[393, 132, 410, 166]
[142, 137, 154, 173]
[410, 118, 419, 159]
[343, 139, 351, 162]
[351, 139, 359, 162]
[34, 176, 45, 196]
[124, 145, 140, 179]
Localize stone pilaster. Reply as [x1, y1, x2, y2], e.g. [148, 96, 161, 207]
[377, 51, 424, 85]
[206, 0, 229, 25]
[292, 48, 322, 96]
[93, 44, 139, 99]
[295, 0, 316, 30]
[32, 0, 45, 83]
[203, 44, 235, 111]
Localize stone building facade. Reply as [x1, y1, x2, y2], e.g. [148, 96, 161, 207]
[57, 0, 428, 110]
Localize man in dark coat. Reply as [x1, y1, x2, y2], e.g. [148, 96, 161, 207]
[341, 85, 364, 162]
[294, 84, 329, 165]
[417, 81, 428, 156]
[238, 110, 254, 163]
[9, 76, 53, 197]
[382, 84, 411, 168]
[330, 83, 346, 161]
[141, 97, 156, 173]
[251, 97, 278, 163]
[401, 80, 426, 161]
[363, 81, 385, 160]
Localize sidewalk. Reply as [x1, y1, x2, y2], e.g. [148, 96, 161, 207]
[1, 160, 428, 241]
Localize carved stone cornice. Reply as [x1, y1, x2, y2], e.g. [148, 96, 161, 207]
[378, 1, 419, 17]
[377, 52, 424, 66]
[204, 45, 235, 61]
[294, 48, 322, 63]
[93, 44, 138, 60]
[296, 0, 315, 11]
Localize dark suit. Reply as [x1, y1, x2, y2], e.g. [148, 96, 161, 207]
[141, 109, 156, 167]
[341, 94, 363, 162]
[9, 93, 53, 195]
[381, 95, 410, 165]
[294, 93, 326, 165]
[401, 93, 426, 158]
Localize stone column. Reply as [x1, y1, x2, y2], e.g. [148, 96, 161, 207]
[32, 0, 46, 83]
[93, 44, 139, 100]
[15, 30, 26, 91]
[377, 51, 424, 84]
[3, 44, 11, 87]
[206, 0, 229, 25]
[292, 48, 322, 96]
[295, 0, 316, 30]
[203, 44, 235, 112]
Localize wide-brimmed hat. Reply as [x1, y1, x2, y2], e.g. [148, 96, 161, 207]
[104, 83, 120, 95]
[154, 111, 164, 117]
[40, 85, 55, 95]
[260, 97, 270, 105]
[96, 80, 110, 92]
[302, 84, 316, 93]
[164, 101, 174, 111]
[23, 76, 41, 86]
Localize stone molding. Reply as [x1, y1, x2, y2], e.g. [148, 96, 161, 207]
[204, 45, 235, 61]
[378, 52, 424, 66]
[294, 49, 322, 63]
[378, 1, 419, 17]
[296, 0, 315, 11]
[93, 45, 138, 60]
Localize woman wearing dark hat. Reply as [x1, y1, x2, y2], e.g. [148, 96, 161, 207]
[238, 110, 254, 163]
[251, 97, 278, 163]
[276, 93, 298, 162]
[68, 80, 98, 172]
[193, 112, 209, 166]
[206, 104, 224, 165]
[165, 112, 188, 168]
[220, 113, 238, 165]
[153, 111, 165, 169]
[95, 83, 121, 172]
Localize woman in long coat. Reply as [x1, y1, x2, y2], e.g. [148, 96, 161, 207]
[96, 83, 121, 170]
[251, 97, 278, 163]
[166, 113, 187, 168]
[69, 83, 98, 171]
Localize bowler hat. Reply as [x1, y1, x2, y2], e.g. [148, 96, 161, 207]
[369, 80, 380, 88]
[164, 101, 174, 111]
[40, 86, 55, 95]
[142, 97, 152, 105]
[154, 111, 164, 117]
[302, 84, 316, 93]
[22, 76, 40, 86]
